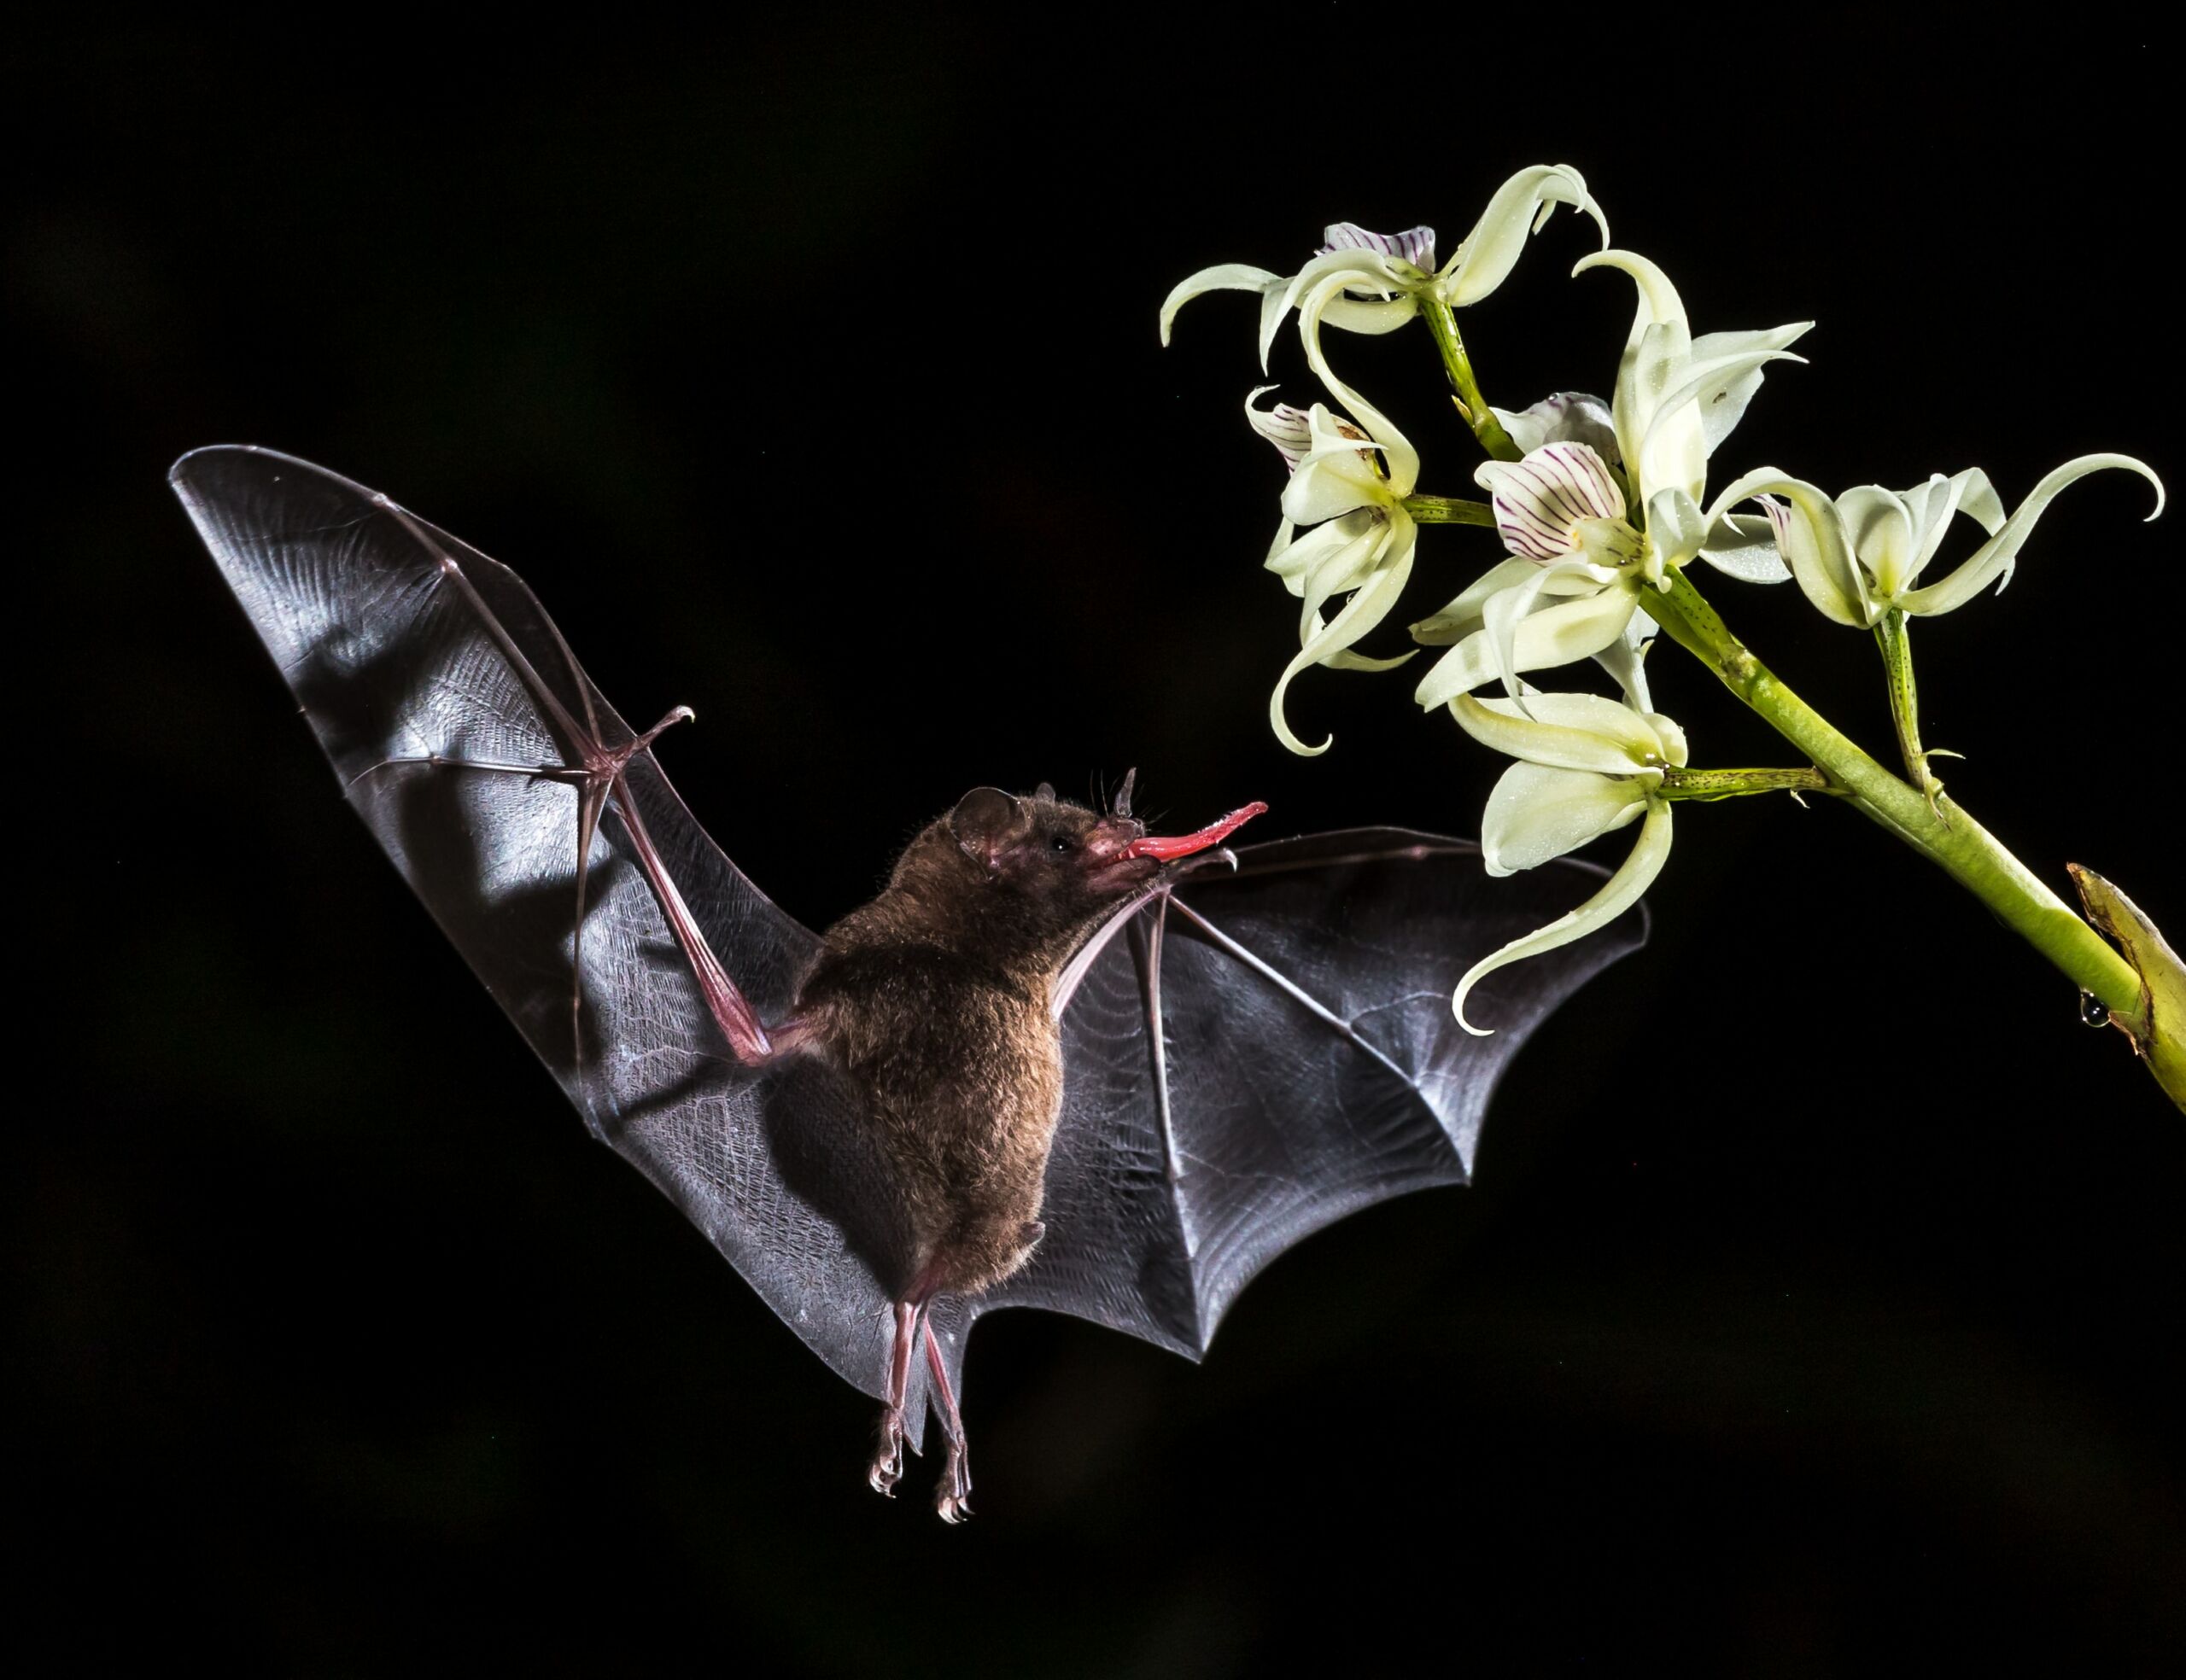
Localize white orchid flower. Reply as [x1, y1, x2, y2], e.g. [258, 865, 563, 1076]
[1160, 164, 1609, 377]
[1713, 457, 2166, 627]
[1447, 691, 1686, 1035]
[1251, 388, 1420, 755]
[1411, 255, 1810, 709]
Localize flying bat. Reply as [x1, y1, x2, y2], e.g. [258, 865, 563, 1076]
[172, 445, 1641, 1520]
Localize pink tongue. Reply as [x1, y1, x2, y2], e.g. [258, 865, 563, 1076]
[1119, 801, 1267, 862]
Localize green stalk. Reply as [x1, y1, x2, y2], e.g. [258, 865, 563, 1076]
[1645, 569, 2148, 1036]
[1658, 767, 1832, 802]
[1419, 298, 1522, 462]
[1873, 608, 1947, 812]
[1401, 493, 1498, 528]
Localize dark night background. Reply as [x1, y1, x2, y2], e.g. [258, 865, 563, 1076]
[15, 19, 2183, 1675]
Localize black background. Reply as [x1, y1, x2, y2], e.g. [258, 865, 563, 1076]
[16, 19, 2183, 1675]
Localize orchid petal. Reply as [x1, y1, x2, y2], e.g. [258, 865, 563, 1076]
[1322, 222, 1438, 270]
[1482, 557, 1621, 706]
[1440, 164, 1610, 306]
[1894, 469, 1998, 587]
[1839, 486, 1916, 600]
[1480, 761, 1650, 876]
[1645, 487, 1710, 574]
[1643, 342, 1804, 504]
[1267, 248, 1424, 372]
[1898, 453, 2165, 616]
[1454, 802, 1673, 1035]
[1452, 691, 1672, 774]
[1263, 515, 1362, 591]
[1160, 263, 1281, 347]
[1270, 540, 1416, 755]
[1592, 604, 1657, 709]
[1645, 709, 1690, 767]
[1689, 324, 1813, 458]
[1295, 517, 1387, 605]
[1476, 442, 1625, 560]
[1295, 275, 1423, 483]
[1413, 579, 1636, 709]
[1245, 386, 1313, 472]
[1575, 250, 1690, 502]
[1697, 511, 1791, 584]
[1709, 468, 1870, 626]
[1409, 556, 1541, 645]
[1493, 392, 1620, 464]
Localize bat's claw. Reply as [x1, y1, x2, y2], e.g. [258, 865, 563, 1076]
[868, 1409, 907, 1496]
[934, 1442, 973, 1524]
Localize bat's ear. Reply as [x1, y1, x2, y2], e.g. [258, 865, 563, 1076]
[952, 787, 1026, 871]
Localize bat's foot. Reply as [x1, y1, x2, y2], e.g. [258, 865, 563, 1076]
[868, 1409, 907, 1496]
[934, 1441, 973, 1525]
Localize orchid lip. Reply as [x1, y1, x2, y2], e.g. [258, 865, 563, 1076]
[1119, 801, 1268, 862]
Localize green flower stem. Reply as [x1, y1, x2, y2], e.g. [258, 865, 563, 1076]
[1401, 494, 1498, 528]
[1873, 608, 1945, 808]
[1657, 767, 1833, 802]
[1645, 569, 2149, 1035]
[1419, 298, 1522, 462]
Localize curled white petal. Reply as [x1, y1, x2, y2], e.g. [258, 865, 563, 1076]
[1439, 164, 1610, 307]
[1160, 263, 1282, 346]
[1413, 577, 1637, 709]
[1283, 254, 1423, 382]
[1269, 536, 1416, 755]
[1454, 802, 1673, 1035]
[1896, 468, 2005, 587]
[1452, 691, 1674, 774]
[1709, 468, 1871, 626]
[1897, 453, 2166, 616]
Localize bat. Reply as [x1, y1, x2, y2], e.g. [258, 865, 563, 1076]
[172, 445, 1643, 1520]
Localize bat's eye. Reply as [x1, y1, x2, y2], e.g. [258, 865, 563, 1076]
[1049, 835, 1073, 855]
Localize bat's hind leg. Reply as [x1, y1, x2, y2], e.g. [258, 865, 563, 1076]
[869, 1266, 973, 1521]
[868, 1300, 917, 1496]
[923, 1318, 973, 1524]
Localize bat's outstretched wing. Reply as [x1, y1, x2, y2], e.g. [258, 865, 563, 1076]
[171, 446, 956, 1419]
[983, 832, 1643, 1356]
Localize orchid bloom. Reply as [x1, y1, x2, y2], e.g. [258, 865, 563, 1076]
[1411, 254, 1810, 711]
[1159, 164, 1608, 377]
[1715, 457, 2166, 627]
[1250, 389, 1420, 755]
[1447, 691, 1686, 1035]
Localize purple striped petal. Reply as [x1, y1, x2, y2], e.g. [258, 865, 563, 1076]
[1320, 222, 1438, 271]
[1245, 387, 1315, 471]
[1477, 443, 1626, 562]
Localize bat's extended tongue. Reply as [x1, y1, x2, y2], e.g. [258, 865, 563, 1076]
[1121, 801, 1267, 862]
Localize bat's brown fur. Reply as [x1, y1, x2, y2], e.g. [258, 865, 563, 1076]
[796, 790, 1152, 1300]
